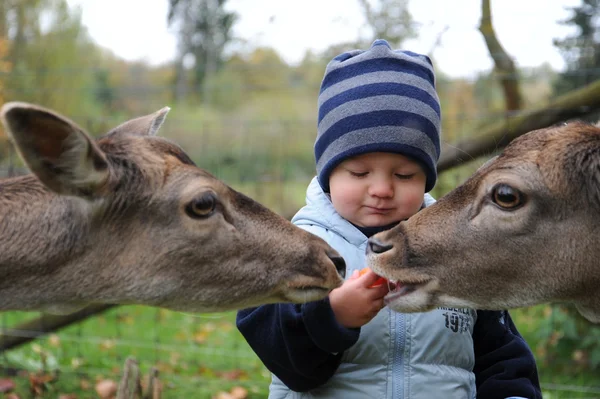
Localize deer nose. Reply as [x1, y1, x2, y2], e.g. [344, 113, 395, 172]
[327, 251, 346, 279]
[368, 238, 393, 254]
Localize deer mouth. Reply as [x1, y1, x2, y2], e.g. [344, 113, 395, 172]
[384, 279, 431, 303]
[285, 286, 332, 303]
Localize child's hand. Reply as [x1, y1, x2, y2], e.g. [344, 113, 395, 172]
[329, 268, 389, 328]
[358, 267, 387, 287]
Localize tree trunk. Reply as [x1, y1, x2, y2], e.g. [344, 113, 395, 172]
[479, 0, 522, 111]
[173, 59, 188, 103]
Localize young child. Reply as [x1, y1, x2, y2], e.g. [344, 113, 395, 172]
[237, 40, 541, 399]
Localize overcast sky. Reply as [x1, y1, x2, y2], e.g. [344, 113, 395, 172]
[65, 0, 581, 78]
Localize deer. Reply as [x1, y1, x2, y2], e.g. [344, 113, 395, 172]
[366, 121, 600, 323]
[0, 102, 345, 314]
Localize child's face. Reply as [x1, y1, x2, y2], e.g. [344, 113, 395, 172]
[329, 152, 427, 227]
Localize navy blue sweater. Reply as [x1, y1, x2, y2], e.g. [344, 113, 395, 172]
[237, 225, 542, 398]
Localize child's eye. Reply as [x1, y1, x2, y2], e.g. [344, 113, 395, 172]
[395, 173, 415, 180]
[348, 170, 368, 177]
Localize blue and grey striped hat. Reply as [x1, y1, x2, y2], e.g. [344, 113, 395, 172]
[315, 39, 441, 193]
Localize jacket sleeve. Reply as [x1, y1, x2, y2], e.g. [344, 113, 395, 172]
[473, 310, 542, 399]
[236, 297, 360, 392]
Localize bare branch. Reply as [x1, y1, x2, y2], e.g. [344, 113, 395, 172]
[438, 79, 600, 172]
[478, 0, 522, 111]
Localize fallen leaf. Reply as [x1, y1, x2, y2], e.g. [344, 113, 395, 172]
[58, 394, 78, 399]
[0, 378, 15, 393]
[29, 372, 56, 395]
[213, 392, 234, 399]
[216, 369, 248, 381]
[201, 322, 217, 333]
[95, 379, 118, 399]
[79, 379, 91, 390]
[198, 366, 216, 378]
[48, 334, 61, 347]
[117, 314, 134, 325]
[218, 321, 234, 332]
[230, 386, 248, 399]
[169, 352, 181, 365]
[99, 339, 116, 351]
[194, 331, 208, 344]
[155, 361, 175, 374]
[70, 357, 84, 369]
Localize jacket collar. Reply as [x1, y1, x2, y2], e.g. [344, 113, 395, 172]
[292, 177, 368, 246]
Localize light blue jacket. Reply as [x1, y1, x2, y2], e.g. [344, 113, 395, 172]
[269, 177, 478, 398]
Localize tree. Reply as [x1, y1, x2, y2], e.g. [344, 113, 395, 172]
[357, 0, 415, 47]
[167, 0, 237, 103]
[1, 0, 106, 117]
[0, 36, 11, 157]
[478, 0, 522, 111]
[318, 1, 414, 70]
[0, 0, 110, 165]
[0, 0, 46, 65]
[0, 29, 12, 114]
[553, 0, 600, 95]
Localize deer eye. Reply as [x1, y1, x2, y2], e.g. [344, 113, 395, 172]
[186, 192, 217, 218]
[491, 184, 524, 210]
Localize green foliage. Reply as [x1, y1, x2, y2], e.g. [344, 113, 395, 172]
[93, 68, 116, 110]
[161, 94, 318, 214]
[292, 51, 328, 93]
[2, 0, 105, 120]
[511, 306, 600, 398]
[202, 65, 245, 109]
[357, 0, 415, 48]
[553, 0, 600, 94]
[531, 305, 600, 371]
[168, 0, 238, 100]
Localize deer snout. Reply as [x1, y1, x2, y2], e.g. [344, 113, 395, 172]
[327, 250, 346, 279]
[367, 238, 393, 254]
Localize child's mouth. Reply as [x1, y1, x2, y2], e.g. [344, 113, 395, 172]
[366, 206, 393, 214]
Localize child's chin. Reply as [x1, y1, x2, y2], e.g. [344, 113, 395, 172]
[361, 217, 395, 227]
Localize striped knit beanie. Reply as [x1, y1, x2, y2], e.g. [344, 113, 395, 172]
[315, 39, 441, 193]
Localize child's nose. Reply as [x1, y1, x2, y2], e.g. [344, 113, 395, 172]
[368, 178, 394, 198]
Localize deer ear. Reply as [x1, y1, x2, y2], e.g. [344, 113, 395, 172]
[106, 106, 170, 137]
[1, 102, 109, 197]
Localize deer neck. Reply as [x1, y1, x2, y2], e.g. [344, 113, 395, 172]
[0, 174, 94, 263]
[0, 175, 100, 309]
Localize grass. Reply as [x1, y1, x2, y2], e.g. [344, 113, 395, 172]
[2, 306, 599, 398]
[2, 307, 271, 398]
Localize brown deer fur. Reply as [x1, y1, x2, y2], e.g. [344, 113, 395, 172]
[367, 121, 600, 323]
[0, 102, 344, 313]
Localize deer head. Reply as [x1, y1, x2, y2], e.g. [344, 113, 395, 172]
[366, 122, 600, 323]
[0, 102, 344, 313]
